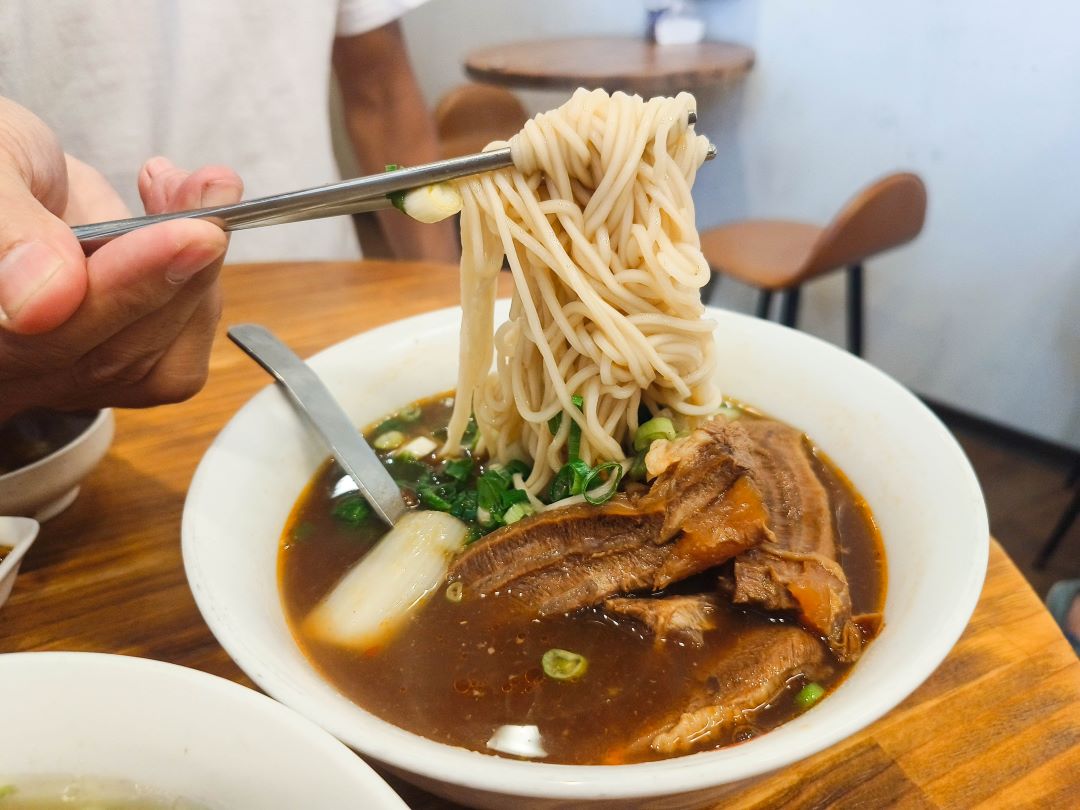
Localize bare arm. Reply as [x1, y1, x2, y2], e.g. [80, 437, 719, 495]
[333, 22, 457, 263]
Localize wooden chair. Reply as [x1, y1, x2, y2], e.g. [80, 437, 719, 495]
[435, 83, 529, 159]
[700, 173, 927, 355]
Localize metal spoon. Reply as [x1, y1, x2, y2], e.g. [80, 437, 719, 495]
[227, 324, 406, 527]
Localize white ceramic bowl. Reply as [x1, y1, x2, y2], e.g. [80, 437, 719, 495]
[0, 516, 40, 611]
[183, 304, 988, 809]
[0, 652, 406, 809]
[0, 409, 115, 520]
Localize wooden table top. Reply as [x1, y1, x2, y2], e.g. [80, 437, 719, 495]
[2, 260, 1078, 809]
[465, 37, 755, 96]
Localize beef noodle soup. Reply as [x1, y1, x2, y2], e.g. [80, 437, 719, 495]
[280, 394, 885, 765]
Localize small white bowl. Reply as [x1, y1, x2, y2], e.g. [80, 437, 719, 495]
[0, 516, 39, 610]
[183, 304, 988, 809]
[0, 409, 115, 520]
[0, 652, 407, 809]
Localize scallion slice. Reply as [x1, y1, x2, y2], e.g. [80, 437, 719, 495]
[503, 502, 535, 524]
[583, 461, 624, 505]
[633, 417, 676, 452]
[373, 430, 405, 451]
[795, 682, 825, 710]
[541, 648, 588, 681]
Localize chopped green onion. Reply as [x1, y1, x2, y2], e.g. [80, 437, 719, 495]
[385, 456, 428, 487]
[443, 457, 474, 482]
[549, 459, 593, 501]
[418, 483, 455, 512]
[462, 416, 479, 450]
[503, 502, 536, 524]
[716, 404, 743, 421]
[795, 682, 825, 710]
[465, 526, 483, 545]
[398, 404, 423, 422]
[627, 450, 648, 482]
[385, 164, 407, 213]
[505, 459, 531, 479]
[583, 461, 624, 505]
[450, 489, 478, 522]
[500, 487, 529, 508]
[374, 430, 405, 451]
[547, 412, 562, 435]
[332, 495, 371, 526]
[567, 394, 585, 462]
[633, 417, 676, 452]
[376, 416, 404, 434]
[445, 581, 464, 603]
[541, 648, 588, 681]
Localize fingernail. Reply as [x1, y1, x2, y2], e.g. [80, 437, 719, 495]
[0, 241, 68, 321]
[200, 180, 239, 208]
[144, 156, 172, 178]
[165, 240, 220, 285]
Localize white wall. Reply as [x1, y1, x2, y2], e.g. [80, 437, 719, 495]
[403, 0, 1080, 448]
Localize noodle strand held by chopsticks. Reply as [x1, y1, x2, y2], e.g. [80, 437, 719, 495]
[443, 88, 720, 494]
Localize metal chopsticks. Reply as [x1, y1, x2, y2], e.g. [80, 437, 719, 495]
[71, 147, 515, 252]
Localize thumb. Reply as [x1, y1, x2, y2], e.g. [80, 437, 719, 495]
[0, 98, 88, 335]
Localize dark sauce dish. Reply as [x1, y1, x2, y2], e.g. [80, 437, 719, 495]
[0, 409, 115, 520]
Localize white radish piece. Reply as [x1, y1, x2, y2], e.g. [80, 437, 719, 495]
[304, 511, 469, 650]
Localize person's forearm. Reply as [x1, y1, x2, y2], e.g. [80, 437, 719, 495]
[333, 26, 457, 264]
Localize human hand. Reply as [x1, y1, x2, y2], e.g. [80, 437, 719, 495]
[0, 97, 243, 420]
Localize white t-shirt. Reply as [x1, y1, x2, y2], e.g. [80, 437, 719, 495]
[0, 0, 425, 262]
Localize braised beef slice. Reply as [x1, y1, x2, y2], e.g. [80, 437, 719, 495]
[448, 422, 770, 616]
[603, 594, 719, 646]
[732, 420, 864, 662]
[626, 623, 831, 757]
[641, 420, 756, 542]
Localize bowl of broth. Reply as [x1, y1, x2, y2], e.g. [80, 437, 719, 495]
[0, 652, 407, 809]
[182, 303, 989, 809]
[0, 409, 114, 520]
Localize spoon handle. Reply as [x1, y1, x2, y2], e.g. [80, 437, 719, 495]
[227, 324, 406, 527]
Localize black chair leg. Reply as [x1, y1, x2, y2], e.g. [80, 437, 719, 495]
[779, 286, 801, 328]
[756, 290, 773, 319]
[1034, 484, 1080, 570]
[847, 263, 864, 356]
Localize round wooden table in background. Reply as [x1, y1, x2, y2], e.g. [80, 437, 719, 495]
[465, 37, 755, 95]
[1, 261, 1078, 808]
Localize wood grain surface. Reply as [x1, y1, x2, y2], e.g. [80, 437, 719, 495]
[465, 37, 754, 95]
[1, 260, 1077, 809]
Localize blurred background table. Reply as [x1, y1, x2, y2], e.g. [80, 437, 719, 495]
[1, 260, 1078, 808]
[464, 37, 754, 95]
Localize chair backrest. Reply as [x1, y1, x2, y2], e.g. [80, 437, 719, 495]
[435, 83, 529, 158]
[804, 172, 927, 277]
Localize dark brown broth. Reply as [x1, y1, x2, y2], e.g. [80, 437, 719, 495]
[0, 410, 97, 475]
[0, 545, 10, 565]
[280, 395, 886, 764]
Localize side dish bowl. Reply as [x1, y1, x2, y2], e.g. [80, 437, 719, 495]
[0, 409, 115, 520]
[0, 652, 406, 809]
[183, 304, 988, 809]
[0, 517, 40, 611]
